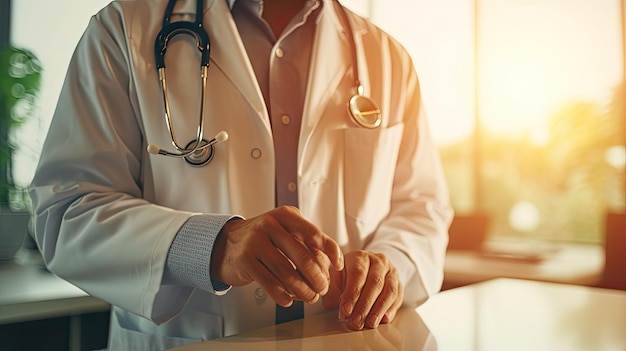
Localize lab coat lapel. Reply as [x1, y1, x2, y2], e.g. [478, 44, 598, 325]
[204, 0, 271, 133]
[299, 1, 351, 162]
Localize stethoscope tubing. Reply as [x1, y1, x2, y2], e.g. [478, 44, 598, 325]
[153, 0, 211, 156]
[148, 0, 382, 166]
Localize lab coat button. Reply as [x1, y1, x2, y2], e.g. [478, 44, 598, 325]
[255, 288, 267, 300]
[281, 115, 291, 126]
[275, 47, 284, 58]
[251, 148, 262, 159]
[288, 182, 297, 192]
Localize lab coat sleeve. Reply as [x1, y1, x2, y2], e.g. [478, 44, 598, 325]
[364, 37, 453, 307]
[29, 10, 224, 324]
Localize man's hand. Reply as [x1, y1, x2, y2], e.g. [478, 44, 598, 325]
[322, 251, 404, 330]
[210, 206, 344, 307]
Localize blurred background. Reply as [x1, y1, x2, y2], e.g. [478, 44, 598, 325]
[1, 0, 625, 349]
[351, 0, 626, 246]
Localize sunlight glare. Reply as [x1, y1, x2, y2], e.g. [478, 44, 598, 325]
[605, 146, 626, 169]
[509, 201, 540, 233]
[478, 0, 622, 137]
[480, 52, 554, 134]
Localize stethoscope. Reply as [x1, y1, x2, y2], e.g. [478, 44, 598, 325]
[147, 0, 382, 167]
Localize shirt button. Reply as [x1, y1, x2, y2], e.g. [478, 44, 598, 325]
[251, 148, 262, 159]
[287, 182, 297, 192]
[255, 288, 267, 300]
[281, 115, 291, 126]
[275, 47, 284, 58]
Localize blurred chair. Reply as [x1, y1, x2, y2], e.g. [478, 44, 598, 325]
[447, 213, 489, 252]
[597, 212, 626, 290]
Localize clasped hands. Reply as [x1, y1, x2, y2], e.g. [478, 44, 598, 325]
[210, 206, 404, 330]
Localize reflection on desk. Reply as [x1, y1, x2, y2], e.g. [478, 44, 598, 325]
[418, 278, 626, 351]
[169, 307, 436, 351]
[169, 278, 626, 351]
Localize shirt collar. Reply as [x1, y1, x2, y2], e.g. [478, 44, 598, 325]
[227, 1, 323, 13]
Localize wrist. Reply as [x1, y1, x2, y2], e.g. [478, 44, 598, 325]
[210, 218, 240, 284]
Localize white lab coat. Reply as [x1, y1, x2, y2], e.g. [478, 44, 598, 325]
[30, 0, 452, 349]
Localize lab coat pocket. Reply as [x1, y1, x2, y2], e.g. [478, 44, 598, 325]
[343, 123, 404, 234]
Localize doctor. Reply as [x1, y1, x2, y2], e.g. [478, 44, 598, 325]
[30, 0, 452, 349]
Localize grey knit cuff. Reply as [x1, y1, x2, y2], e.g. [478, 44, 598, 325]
[163, 214, 241, 294]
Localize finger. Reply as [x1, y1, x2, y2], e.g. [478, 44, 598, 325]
[271, 231, 330, 297]
[365, 271, 399, 328]
[322, 267, 343, 310]
[297, 249, 333, 301]
[339, 252, 369, 320]
[261, 244, 320, 303]
[276, 206, 344, 271]
[247, 257, 295, 307]
[348, 255, 388, 330]
[381, 282, 404, 324]
[242, 234, 317, 305]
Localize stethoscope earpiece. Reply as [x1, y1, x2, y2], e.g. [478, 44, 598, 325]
[182, 130, 228, 166]
[147, 130, 229, 165]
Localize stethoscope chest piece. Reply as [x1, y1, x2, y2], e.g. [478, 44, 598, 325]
[348, 93, 382, 129]
[183, 139, 215, 167]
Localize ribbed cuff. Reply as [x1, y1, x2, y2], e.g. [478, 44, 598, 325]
[163, 214, 241, 294]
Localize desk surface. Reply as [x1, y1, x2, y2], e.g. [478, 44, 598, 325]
[419, 278, 626, 351]
[444, 241, 604, 287]
[0, 249, 110, 324]
[169, 278, 626, 351]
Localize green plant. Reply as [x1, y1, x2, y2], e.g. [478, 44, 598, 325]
[0, 46, 42, 210]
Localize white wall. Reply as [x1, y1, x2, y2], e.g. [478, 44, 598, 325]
[11, 0, 112, 187]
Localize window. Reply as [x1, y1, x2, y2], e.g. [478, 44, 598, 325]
[355, 0, 625, 244]
[474, 0, 624, 243]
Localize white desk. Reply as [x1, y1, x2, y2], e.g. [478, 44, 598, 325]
[0, 249, 109, 324]
[419, 278, 626, 351]
[168, 278, 626, 351]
